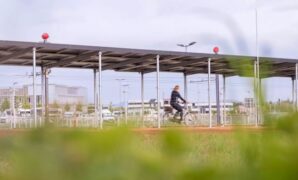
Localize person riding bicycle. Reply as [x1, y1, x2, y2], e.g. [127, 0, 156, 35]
[170, 85, 186, 121]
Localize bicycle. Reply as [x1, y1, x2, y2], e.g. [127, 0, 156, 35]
[162, 104, 195, 126]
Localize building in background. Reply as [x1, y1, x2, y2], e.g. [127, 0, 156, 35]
[0, 84, 88, 109]
[26, 84, 88, 105]
[244, 98, 254, 108]
[191, 102, 234, 113]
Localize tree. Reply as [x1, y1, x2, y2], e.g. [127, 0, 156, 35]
[76, 102, 82, 112]
[22, 100, 31, 109]
[64, 103, 70, 112]
[52, 101, 60, 109]
[1, 99, 10, 112]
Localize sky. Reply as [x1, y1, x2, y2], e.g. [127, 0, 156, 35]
[0, 0, 297, 105]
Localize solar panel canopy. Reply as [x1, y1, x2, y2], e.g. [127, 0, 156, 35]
[0, 40, 297, 77]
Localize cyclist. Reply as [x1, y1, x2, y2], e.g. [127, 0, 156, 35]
[170, 85, 186, 122]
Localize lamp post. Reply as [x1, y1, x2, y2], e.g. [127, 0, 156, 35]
[116, 78, 125, 115]
[122, 84, 130, 124]
[177, 42, 196, 111]
[177, 42, 196, 52]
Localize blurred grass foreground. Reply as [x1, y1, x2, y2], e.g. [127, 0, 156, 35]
[1, 114, 298, 179]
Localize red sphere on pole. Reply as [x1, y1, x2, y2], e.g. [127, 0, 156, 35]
[213, 46, 219, 54]
[42, 33, 49, 40]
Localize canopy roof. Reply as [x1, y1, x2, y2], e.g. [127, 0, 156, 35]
[0, 40, 297, 77]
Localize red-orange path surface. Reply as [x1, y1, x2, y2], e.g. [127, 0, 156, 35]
[0, 126, 264, 137]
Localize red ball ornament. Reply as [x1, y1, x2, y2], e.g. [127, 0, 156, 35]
[42, 33, 49, 40]
[213, 46, 219, 54]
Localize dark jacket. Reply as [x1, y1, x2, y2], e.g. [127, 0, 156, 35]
[170, 90, 186, 104]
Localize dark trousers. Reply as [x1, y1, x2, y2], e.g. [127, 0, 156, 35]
[170, 102, 183, 120]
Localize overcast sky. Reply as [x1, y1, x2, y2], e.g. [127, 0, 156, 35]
[0, 0, 297, 104]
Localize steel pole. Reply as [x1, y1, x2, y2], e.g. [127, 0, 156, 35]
[292, 77, 295, 108]
[98, 52, 103, 129]
[255, 1, 260, 127]
[33, 47, 37, 128]
[141, 72, 144, 127]
[223, 75, 226, 127]
[197, 83, 200, 121]
[93, 69, 98, 128]
[254, 60, 258, 127]
[116, 78, 124, 121]
[215, 74, 220, 125]
[208, 58, 212, 128]
[183, 73, 188, 109]
[119, 82, 122, 120]
[41, 67, 46, 127]
[45, 68, 49, 125]
[156, 55, 161, 128]
[126, 91, 128, 124]
[295, 63, 298, 111]
[41, 66, 45, 120]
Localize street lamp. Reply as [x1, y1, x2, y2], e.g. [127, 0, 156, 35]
[116, 78, 125, 123]
[177, 42, 197, 52]
[122, 84, 130, 124]
[116, 79, 125, 106]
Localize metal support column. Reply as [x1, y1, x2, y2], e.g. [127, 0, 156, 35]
[292, 77, 295, 108]
[40, 67, 45, 127]
[254, 60, 258, 127]
[33, 47, 37, 128]
[295, 63, 298, 111]
[93, 69, 98, 128]
[255, 2, 260, 126]
[223, 75, 226, 126]
[208, 58, 212, 128]
[41, 66, 45, 118]
[215, 74, 220, 125]
[156, 55, 161, 128]
[183, 73, 188, 109]
[45, 68, 49, 125]
[141, 72, 144, 127]
[98, 52, 103, 129]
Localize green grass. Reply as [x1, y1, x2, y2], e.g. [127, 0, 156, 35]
[1, 113, 298, 179]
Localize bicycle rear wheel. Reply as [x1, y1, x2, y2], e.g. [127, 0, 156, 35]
[183, 113, 195, 126]
[162, 113, 171, 126]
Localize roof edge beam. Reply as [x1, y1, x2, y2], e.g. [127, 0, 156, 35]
[0, 47, 33, 64]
